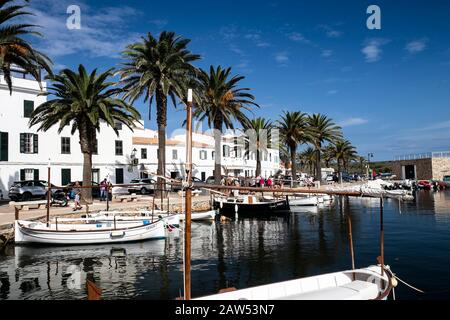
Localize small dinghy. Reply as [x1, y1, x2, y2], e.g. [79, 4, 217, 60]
[15, 218, 166, 245]
[195, 265, 394, 300]
[214, 196, 289, 217]
[288, 195, 319, 206]
[178, 210, 217, 221]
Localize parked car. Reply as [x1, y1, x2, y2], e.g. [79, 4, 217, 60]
[8, 180, 63, 202]
[417, 180, 432, 190]
[443, 176, 450, 188]
[128, 178, 156, 195]
[64, 181, 101, 199]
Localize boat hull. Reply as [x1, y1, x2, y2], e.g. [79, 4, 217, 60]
[214, 199, 289, 217]
[15, 220, 166, 245]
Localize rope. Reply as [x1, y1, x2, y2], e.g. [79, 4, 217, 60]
[392, 274, 425, 294]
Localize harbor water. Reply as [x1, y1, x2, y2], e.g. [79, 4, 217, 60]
[1, 190, 450, 300]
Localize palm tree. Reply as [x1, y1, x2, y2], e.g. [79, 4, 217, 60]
[307, 114, 342, 182]
[29, 65, 141, 203]
[277, 111, 310, 185]
[0, 0, 52, 93]
[118, 31, 200, 194]
[333, 140, 357, 183]
[300, 147, 316, 176]
[194, 66, 258, 184]
[322, 144, 336, 168]
[243, 117, 272, 177]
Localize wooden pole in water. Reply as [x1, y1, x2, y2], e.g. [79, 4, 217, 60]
[380, 197, 385, 276]
[347, 213, 355, 271]
[46, 163, 51, 225]
[184, 89, 193, 300]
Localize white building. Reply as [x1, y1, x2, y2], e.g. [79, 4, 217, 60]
[0, 74, 280, 198]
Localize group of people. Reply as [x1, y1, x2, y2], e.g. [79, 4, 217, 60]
[220, 175, 278, 189]
[70, 178, 111, 211]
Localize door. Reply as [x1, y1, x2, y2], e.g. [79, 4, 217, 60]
[115, 168, 124, 184]
[201, 172, 206, 182]
[92, 169, 100, 184]
[61, 169, 71, 186]
[404, 165, 416, 180]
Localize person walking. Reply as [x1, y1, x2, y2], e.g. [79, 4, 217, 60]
[267, 176, 274, 188]
[260, 176, 265, 188]
[73, 181, 82, 211]
[100, 178, 108, 201]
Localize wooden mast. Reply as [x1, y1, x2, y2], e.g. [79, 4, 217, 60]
[184, 89, 193, 300]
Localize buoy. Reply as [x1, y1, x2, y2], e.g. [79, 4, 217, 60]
[391, 277, 398, 288]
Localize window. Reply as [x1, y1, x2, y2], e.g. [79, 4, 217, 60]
[264, 152, 268, 162]
[141, 148, 147, 159]
[0, 132, 8, 161]
[61, 169, 71, 186]
[115, 168, 124, 184]
[61, 137, 71, 154]
[212, 151, 215, 160]
[23, 100, 34, 118]
[20, 133, 38, 154]
[93, 139, 98, 155]
[20, 169, 39, 181]
[201, 172, 206, 181]
[172, 149, 178, 160]
[223, 145, 230, 158]
[114, 122, 123, 130]
[199, 150, 207, 160]
[115, 140, 123, 156]
[269, 153, 272, 162]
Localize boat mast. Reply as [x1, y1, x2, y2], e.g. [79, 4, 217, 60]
[184, 89, 193, 300]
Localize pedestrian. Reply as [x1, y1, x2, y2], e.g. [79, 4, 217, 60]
[260, 176, 265, 188]
[100, 178, 108, 201]
[267, 176, 273, 188]
[73, 182, 82, 211]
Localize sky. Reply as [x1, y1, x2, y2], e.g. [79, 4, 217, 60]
[17, 0, 450, 161]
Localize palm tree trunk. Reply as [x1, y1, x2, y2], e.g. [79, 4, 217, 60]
[156, 91, 167, 196]
[79, 122, 93, 204]
[256, 149, 261, 177]
[290, 145, 297, 186]
[315, 148, 322, 182]
[338, 159, 343, 184]
[214, 119, 222, 184]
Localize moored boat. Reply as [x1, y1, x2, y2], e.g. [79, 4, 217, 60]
[214, 195, 289, 216]
[288, 195, 319, 206]
[195, 265, 394, 300]
[14, 218, 166, 245]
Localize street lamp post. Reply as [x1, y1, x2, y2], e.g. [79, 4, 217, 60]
[367, 153, 374, 180]
[47, 158, 51, 225]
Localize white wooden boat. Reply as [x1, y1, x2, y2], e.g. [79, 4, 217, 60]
[179, 210, 217, 221]
[89, 211, 181, 227]
[289, 196, 319, 206]
[195, 265, 393, 300]
[14, 218, 166, 245]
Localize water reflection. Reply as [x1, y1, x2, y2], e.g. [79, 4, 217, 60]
[1, 191, 450, 300]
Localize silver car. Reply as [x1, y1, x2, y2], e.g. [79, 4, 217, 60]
[8, 180, 61, 202]
[127, 178, 156, 195]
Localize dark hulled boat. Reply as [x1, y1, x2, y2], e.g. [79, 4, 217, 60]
[214, 195, 290, 217]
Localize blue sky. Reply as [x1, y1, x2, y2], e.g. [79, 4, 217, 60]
[22, 0, 450, 161]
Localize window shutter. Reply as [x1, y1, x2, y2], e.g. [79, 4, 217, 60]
[24, 100, 34, 118]
[20, 169, 25, 181]
[34, 169, 40, 181]
[33, 134, 38, 154]
[0, 132, 8, 161]
[20, 133, 25, 153]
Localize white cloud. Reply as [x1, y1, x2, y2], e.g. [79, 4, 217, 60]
[275, 52, 289, 64]
[318, 25, 343, 38]
[287, 32, 311, 44]
[149, 19, 169, 28]
[321, 50, 333, 57]
[361, 38, 390, 62]
[405, 39, 427, 54]
[245, 32, 271, 48]
[340, 118, 369, 127]
[327, 90, 339, 95]
[27, 1, 142, 58]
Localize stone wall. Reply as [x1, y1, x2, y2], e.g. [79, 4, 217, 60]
[391, 159, 433, 180]
[432, 158, 450, 180]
